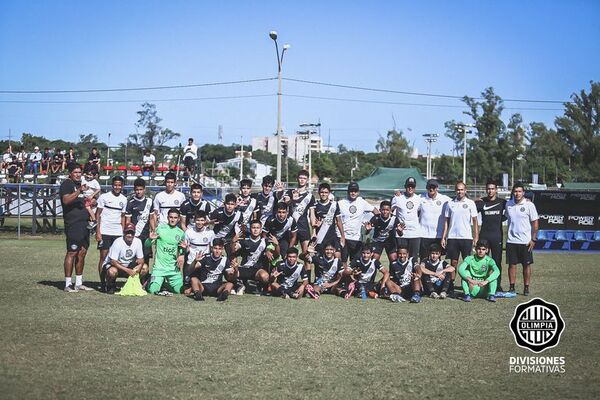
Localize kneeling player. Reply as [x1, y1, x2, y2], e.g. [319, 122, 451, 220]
[103, 223, 148, 294]
[303, 242, 345, 299]
[458, 240, 500, 302]
[270, 247, 309, 299]
[343, 245, 390, 300]
[419, 243, 454, 299]
[231, 219, 278, 294]
[386, 246, 423, 303]
[183, 211, 215, 290]
[189, 238, 235, 301]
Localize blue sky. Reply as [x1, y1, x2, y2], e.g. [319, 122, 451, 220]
[0, 0, 598, 155]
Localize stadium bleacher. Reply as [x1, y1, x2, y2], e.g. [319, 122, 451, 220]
[535, 229, 600, 251]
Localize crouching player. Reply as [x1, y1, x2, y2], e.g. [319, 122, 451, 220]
[343, 246, 390, 300]
[231, 219, 278, 294]
[419, 243, 454, 299]
[303, 242, 345, 299]
[458, 240, 500, 302]
[189, 238, 235, 302]
[103, 223, 148, 294]
[386, 246, 423, 303]
[270, 247, 309, 299]
[147, 208, 186, 296]
[183, 211, 215, 291]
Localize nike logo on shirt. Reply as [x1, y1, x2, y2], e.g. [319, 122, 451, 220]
[483, 203, 500, 211]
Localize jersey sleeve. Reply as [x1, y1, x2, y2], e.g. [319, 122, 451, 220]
[153, 195, 160, 214]
[125, 199, 133, 217]
[457, 257, 470, 279]
[469, 201, 478, 218]
[529, 203, 539, 222]
[134, 239, 144, 259]
[487, 257, 500, 282]
[300, 266, 308, 281]
[107, 239, 122, 262]
[97, 194, 105, 209]
[59, 180, 74, 198]
[443, 202, 450, 218]
[120, 197, 127, 213]
[361, 198, 375, 212]
[375, 259, 384, 271]
[290, 219, 298, 232]
[475, 199, 483, 213]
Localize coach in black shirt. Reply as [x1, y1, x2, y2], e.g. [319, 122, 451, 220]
[59, 164, 93, 292]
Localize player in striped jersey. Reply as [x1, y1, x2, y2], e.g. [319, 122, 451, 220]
[183, 211, 215, 289]
[303, 242, 346, 298]
[270, 247, 309, 299]
[386, 246, 422, 303]
[180, 183, 214, 230]
[124, 178, 155, 268]
[365, 200, 404, 264]
[189, 238, 234, 301]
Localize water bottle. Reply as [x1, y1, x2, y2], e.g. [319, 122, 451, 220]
[360, 284, 367, 300]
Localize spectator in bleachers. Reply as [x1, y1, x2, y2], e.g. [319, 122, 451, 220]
[143, 149, 155, 174]
[88, 147, 101, 168]
[7, 158, 22, 183]
[41, 148, 52, 173]
[28, 146, 42, 174]
[1, 145, 13, 173]
[49, 152, 64, 184]
[182, 138, 198, 176]
[66, 147, 78, 169]
[16, 146, 28, 171]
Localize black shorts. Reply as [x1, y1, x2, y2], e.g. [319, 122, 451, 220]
[446, 239, 472, 261]
[371, 238, 397, 256]
[280, 282, 301, 295]
[201, 282, 225, 297]
[342, 239, 363, 263]
[297, 228, 311, 243]
[65, 221, 90, 252]
[183, 157, 195, 170]
[396, 237, 421, 259]
[97, 234, 121, 250]
[105, 261, 137, 278]
[354, 281, 379, 296]
[420, 238, 443, 260]
[388, 279, 413, 298]
[238, 266, 267, 281]
[506, 243, 534, 266]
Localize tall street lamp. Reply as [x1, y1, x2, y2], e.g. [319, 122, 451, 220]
[269, 31, 290, 182]
[299, 122, 321, 188]
[423, 133, 438, 179]
[456, 123, 475, 183]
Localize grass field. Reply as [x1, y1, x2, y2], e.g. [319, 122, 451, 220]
[1, 238, 599, 400]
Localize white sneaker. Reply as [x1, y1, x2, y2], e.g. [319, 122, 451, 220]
[64, 285, 78, 293]
[156, 290, 173, 297]
[75, 284, 94, 291]
[236, 284, 245, 296]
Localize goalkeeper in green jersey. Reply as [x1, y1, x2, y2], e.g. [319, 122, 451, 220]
[457, 240, 500, 302]
[147, 208, 186, 295]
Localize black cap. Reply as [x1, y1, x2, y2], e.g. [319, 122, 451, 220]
[347, 182, 359, 192]
[404, 177, 416, 188]
[426, 179, 439, 189]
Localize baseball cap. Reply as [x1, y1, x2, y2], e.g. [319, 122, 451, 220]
[404, 177, 417, 188]
[426, 179, 439, 189]
[124, 223, 136, 234]
[347, 182, 360, 192]
[34, 146, 39, 150]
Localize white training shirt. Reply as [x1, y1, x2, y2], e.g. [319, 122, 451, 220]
[153, 190, 186, 225]
[185, 227, 215, 265]
[97, 191, 127, 236]
[337, 197, 375, 241]
[391, 193, 422, 238]
[143, 154, 155, 166]
[419, 192, 451, 239]
[506, 198, 539, 245]
[81, 177, 101, 199]
[444, 197, 478, 240]
[103, 237, 144, 267]
[183, 144, 198, 160]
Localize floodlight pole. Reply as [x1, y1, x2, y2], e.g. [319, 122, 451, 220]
[423, 133, 438, 179]
[270, 31, 290, 183]
[457, 123, 475, 183]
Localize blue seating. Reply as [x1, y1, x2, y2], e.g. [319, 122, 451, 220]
[555, 231, 568, 241]
[594, 231, 600, 241]
[574, 231, 588, 241]
[536, 230, 547, 241]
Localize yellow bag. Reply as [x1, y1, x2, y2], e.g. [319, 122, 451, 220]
[117, 274, 148, 296]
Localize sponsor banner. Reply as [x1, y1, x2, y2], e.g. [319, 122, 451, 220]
[533, 191, 600, 231]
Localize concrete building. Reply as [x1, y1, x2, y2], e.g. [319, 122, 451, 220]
[252, 134, 323, 165]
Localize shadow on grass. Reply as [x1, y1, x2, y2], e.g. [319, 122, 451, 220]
[38, 280, 103, 291]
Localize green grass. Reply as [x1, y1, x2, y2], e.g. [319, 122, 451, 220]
[0, 239, 599, 400]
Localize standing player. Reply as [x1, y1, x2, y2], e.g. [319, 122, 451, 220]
[153, 172, 186, 225]
[458, 240, 500, 302]
[59, 164, 93, 292]
[189, 238, 234, 301]
[231, 219, 277, 294]
[183, 211, 215, 289]
[280, 170, 315, 258]
[338, 182, 379, 265]
[391, 177, 423, 259]
[96, 176, 127, 290]
[103, 223, 147, 294]
[209, 193, 243, 254]
[125, 178, 156, 272]
[310, 182, 345, 256]
[237, 178, 258, 228]
[419, 179, 451, 260]
[255, 175, 279, 225]
[387, 246, 423, 303]
[441, 181, 478, 293]
[419, 243, 454, 299]
[180, 183, 214, 230]
[263, 202, 298, 257]
[505, 182, 539, 296]
[475, 180, 507, 292]
[365, 200, 403, 264]
[270, 247, 309, 299]
[147, 208, 186, 295]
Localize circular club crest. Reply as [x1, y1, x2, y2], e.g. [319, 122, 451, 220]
[406, 201, 414, 210]
[436, 200, 442, 206]
[119, 202, 124, 208]
[520, 206, 526, 212]
[202, 237, 209, 243]
[175, 200, 180, 205]
[175, 235, 182, 241]
[462, 203, 468, 209]
[349, 205, 357, 214]
[125, 249, 133, 258]
[510, 297, 565, 353]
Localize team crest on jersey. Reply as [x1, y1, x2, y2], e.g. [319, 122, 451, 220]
[482, 265, 487, 272]
[175, 200, 180, 205]
[126, 249, 133, 258]
[349, 205, 357, 214]
[175, 235, 181, 241]
[119, 202, 124, 207]
[462, 204, 468, 209]
[520, 207, 525, 212]
[203, 237, 208, 243]
[436, 200, 442, 206]
[407, 201, 414, 209]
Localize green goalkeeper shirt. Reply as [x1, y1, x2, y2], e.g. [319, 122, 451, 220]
[153, 224, 185, 274]
[458, 254, 500, 281]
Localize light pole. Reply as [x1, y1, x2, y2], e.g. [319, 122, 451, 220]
[299, 122, 321, 187]
[456, 123, 475, 183]
[423, 133, 438, 179]
[269, 31, 290, 183]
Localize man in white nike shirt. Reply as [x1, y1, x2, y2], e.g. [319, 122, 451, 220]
[441, 181, 478, 293]
[419, 179, 451, 261]
[391, 177, 422, 260]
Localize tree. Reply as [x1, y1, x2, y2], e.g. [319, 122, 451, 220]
[375, 129, 412, 167]
[526, 122, 571, 184]
[129, 103, 180, 150]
